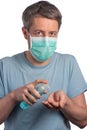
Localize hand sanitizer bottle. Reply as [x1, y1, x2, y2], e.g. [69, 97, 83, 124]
[20, 83, 50, 110]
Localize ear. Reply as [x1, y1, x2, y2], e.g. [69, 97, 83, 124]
[22, 27, 29, 40]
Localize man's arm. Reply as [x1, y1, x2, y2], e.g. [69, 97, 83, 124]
[42, 91, 87, 128]
[0, 93, 17, 124]
[0, 79, 47, 124]
[60, 93, 87, 128]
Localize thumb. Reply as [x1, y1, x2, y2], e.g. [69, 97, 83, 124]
[54, 91, 60, 102]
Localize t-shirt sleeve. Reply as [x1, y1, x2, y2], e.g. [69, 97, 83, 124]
[0, 60, 5, 98]
[68, 56, 87, 98]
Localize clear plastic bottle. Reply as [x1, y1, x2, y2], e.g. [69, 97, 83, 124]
[20, 83, 50, 110]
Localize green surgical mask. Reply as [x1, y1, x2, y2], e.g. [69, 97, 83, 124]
[29, 36, 57, 62]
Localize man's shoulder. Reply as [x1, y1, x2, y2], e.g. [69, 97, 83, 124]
[54, 52, 76, 62]
[0, 52, 24, 62]
[0, 52, 24, 68]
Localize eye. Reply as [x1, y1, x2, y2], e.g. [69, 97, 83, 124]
[34, 31, 43, 36]
[49, 32, 57, 37]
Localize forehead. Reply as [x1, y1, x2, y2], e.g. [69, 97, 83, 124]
[30, 17, 59, 31]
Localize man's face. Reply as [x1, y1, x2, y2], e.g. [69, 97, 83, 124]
[29, 17, 59, 38]
[22, 17, 59, 62]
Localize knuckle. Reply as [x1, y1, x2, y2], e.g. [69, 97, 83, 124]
[36, 79, 40, 82]
[33, 79, 39, 85]
[22, 89, 28, 96]
[23, 89, 27, 94]
[26, 84, 34, 91]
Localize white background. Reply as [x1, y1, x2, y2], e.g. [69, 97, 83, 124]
[0, 0, 87, 130]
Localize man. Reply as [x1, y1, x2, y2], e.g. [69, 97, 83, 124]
[0, 1, 87, 130]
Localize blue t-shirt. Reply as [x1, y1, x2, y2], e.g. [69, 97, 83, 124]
[0, 52, 87, 130]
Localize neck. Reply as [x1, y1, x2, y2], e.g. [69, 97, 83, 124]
[25, 51, 50, 67]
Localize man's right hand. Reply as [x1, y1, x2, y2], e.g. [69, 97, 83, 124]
[12, 79, 48, 106]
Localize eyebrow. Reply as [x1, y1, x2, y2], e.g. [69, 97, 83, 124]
[34, 30, 58, 33]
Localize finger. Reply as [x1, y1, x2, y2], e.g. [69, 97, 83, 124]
[43, 90, 47, 94]
[23, 89, 37, 103]
[33, 79, 48, 86]
[48, 99, 59, 108]
[23, 95, 33, 106]
[26, 84, 41, 99]
[54, 91, 60, 102]
[42, 101, 54, 109]
[59, 95, 67, 108]
[26, 91, 37, 104]
[48, 93, 59, 108]
[54, 91, 67, 108]
[31, 89, 41, 99]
